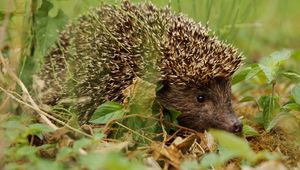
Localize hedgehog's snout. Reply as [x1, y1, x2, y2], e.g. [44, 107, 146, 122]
[215, 111, 243, 133]
[230, 119, 243, 133]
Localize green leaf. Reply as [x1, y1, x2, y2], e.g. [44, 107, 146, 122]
[122, 77, 157, 139]
[232, 64, 262, 85]
[258, 95, 279, 131]
[34, 159, 64, 170]
[181, 160, 199, 170]
[79, 151, 145, 170]
[15, 146, 38, 159]
[56, 147, 74, 161]
[168, 108, 182, 123]
[243, 124, 259, 137]
[210, 130, 256, 162]
[199, 153, 225, 169]
[266, 112, 293, 132]
[258, 64, 273, 83]
[255, 151, 280, 161]
[259, 50, 292, 83]
[89, 101, 124, 124]
[90, 102, 123, 121]
[93, 132, 106, 140]
[90, 110, 125, 124]
[232, 67, 251, 85]
[1, 120, 47, 144]
[123, 77, 157, 115]
[269, 50, 292, 65]
[26, 123, 53, 139]
[200, 148, 236, 169]
[28, 123, 52, 134]
[73, 138, 92, 151]
[79, 152, 104, 170]
[33, 0, 68, 58]
[282, 71, 300, 82]
[239, 96, 256, 103]
[291, 85, 300, 105]
[48, 5, 59, 17]
[245, 64, 261, 80]
[253, 112, 264, 126]
[282, 102, 300, 111]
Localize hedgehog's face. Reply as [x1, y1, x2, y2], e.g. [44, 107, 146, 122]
[157, 78, 242, 133]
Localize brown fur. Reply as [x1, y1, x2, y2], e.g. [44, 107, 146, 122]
[157, 78, 242, 132]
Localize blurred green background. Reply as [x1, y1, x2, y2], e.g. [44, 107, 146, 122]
[2, 0, 300, 60]
[140, 0, 300, 60]
[1, 0, 300, 106]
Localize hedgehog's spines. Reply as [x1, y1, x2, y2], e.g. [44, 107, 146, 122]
[38, 1, 243, 123]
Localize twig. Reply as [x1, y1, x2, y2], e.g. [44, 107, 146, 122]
[0, 53, 59, 130]
[0, 85, 93, 138]
[114, 121, 153, 143]
[159, 107, 168, 144]
[103, 113, 201, 138]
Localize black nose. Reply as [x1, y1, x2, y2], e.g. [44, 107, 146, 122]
[233, 121, 243, 133]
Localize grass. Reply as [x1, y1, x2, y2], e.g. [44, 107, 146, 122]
[1, 0, 300, 169]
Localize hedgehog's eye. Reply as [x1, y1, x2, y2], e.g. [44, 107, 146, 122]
[197, 95, 205, 103]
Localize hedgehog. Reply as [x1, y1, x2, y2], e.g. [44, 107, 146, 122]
[35, 1, 243, 133]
